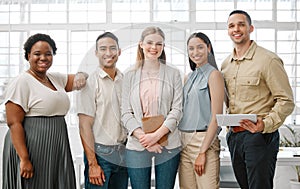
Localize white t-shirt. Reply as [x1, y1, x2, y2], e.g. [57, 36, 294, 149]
[4, 72, 70, 116]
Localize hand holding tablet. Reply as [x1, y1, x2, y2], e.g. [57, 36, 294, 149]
[216, 114, 257, 126]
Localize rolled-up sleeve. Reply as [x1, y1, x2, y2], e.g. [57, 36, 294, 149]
[262, 58, 295, 133]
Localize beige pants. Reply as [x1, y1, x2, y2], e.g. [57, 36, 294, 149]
[179, 131, 220, 189]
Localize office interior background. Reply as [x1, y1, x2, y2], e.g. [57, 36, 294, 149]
[0, 0, 300, 188]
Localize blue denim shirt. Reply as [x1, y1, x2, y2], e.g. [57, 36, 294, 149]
[178, 63, 215, 131]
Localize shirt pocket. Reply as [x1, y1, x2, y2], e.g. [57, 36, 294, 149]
[238, 76, 260, 102]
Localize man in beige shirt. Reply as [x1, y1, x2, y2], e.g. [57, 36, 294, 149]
[76, 32, 128, 189]
[221, 10, 295, 189]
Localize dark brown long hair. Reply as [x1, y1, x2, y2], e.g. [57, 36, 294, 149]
[187, 32, 218, 71]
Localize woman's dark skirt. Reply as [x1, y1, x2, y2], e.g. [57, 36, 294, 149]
[2, 116, 76, 189]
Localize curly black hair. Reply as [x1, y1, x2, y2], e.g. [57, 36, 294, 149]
[23, 33, 57, 61]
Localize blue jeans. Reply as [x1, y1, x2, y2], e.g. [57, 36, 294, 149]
[227, 130, 279, 189]
[84, 143, 128, 189]
[126, 147, 181, 189]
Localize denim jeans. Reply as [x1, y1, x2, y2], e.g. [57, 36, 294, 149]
[84, 143, 128, 189]
[227, 130, 279, 189]
[126, 147, 181, 189]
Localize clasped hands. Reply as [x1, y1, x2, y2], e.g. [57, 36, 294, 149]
[139, 132, 163, 153]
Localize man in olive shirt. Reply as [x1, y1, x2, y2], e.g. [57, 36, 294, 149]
[77, 32, 128, 189]
[221, 10, 295, 189]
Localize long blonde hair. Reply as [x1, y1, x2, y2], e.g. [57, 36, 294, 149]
[135, 26, 166, 69]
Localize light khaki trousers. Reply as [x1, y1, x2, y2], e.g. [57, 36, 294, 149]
[179, 131, 220, 189]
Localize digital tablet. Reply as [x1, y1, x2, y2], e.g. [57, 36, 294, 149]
[216, 114, 257, 126]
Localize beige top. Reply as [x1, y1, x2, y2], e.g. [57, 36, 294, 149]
[140, 69, 159, 117]
[76, 67, 127, 145]
[4, 72, 70, 116]
[221, 41, 295, 133]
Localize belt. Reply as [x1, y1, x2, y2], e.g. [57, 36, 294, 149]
[231, 126, 246, 133]
[181, 129, 207, 133]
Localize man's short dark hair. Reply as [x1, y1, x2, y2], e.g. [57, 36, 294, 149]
[96, 32, 119, 50]
[229, 10, 252, 25]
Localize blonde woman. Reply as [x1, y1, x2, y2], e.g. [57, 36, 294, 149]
[121, 26, 183, 189]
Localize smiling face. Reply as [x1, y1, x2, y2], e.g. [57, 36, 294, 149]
[187, 37, 210, 68]
[139, 33, 164, 61]
[227, 13, 254, 45]
[95, 37, 121, 69]
[28, 41, 53, 74]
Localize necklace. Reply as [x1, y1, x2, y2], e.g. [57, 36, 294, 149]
[28, 69, 49, 84]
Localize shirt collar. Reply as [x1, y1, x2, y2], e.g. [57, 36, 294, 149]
[230, 40, 257, 63]
[97, 66, 122, 80]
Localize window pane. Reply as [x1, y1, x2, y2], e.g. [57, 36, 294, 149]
[278, 31, 296, 40]
[112, 0, 150, 23]
[0, 55, 9, 66]
[9, 54, 22, 66]
[215, 30, 228, 41]
[0, 12, 9, 24]
[31, 11, 67, 23]
[237, 0, 272, 10]
[277, 11, 296, 22]
[50, 65, 68, 73]
[154, 10, 189, 22]
[53, 54, 67, 67]
[0, 2, 9, 11]
[196, 0, 233, 10]
[278, 0, 295, 10]
[69, 1, 106, 23]
[277, 42, 296, 53]
[280, 54, 296, 68]
[256, 29, 275, 41]
[196, 0, 214, 10]
[214, 41, 232, 54]
[7, 66, 20, 77]
[0, 33, 9, 47]
[237, 0, 255, 10]
[196, 11, 215, 22]
[250, 10, 272, 21]
[215, 11, 231, 22]
[153, 0, 189, 22]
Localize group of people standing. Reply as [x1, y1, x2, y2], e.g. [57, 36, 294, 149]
[2, 9, 295, 189]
